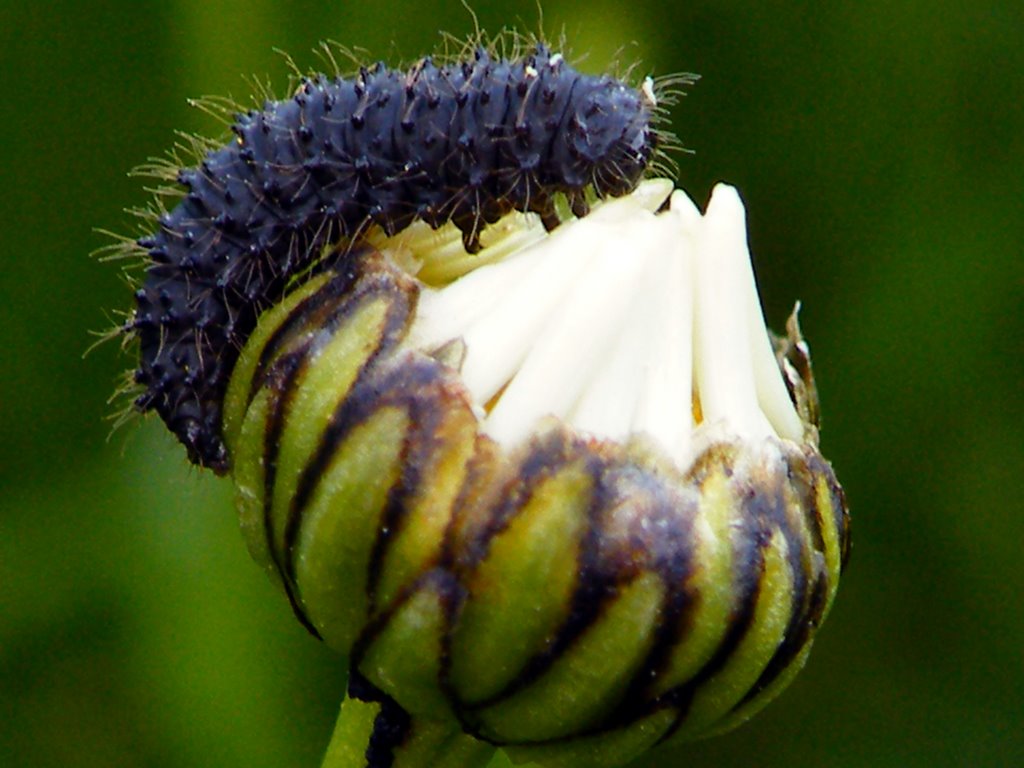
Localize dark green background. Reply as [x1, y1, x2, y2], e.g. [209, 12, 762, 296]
[2, 1, 1021, 766]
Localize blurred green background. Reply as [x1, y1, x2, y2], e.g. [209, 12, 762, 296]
[2, 0, 1021, 766]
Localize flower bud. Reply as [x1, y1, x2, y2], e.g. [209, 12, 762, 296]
[223, 180, 850, 767]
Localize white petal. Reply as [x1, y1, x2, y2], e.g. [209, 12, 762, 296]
[483, 212, 658, 446]
[692, 184, 774, 441]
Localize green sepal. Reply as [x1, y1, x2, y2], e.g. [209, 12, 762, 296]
[448, 459, 592, 704]
[223, 271, 335, 454]
[270, 297, 395, 564]
[503, 709, 676, 768]
[663, 525, 794, 743]
[474, 572, 664, 742]
[359, 576, 453, 718]
[371, 387, 478, 611]
[295, 406, 409, 651]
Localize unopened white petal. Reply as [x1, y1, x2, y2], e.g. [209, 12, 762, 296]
[484, 213, 655, 445]
[391, 178, 808, 472]
[627, 211, 695, 465]
[692, 184, 774, 441]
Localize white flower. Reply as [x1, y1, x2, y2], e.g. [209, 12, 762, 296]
[376, 179, 805, 471]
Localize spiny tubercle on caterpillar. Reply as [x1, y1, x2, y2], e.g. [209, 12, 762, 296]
[127, 42, 689, 473]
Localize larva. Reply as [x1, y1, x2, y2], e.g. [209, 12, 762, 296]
[129, 43, 672, 472]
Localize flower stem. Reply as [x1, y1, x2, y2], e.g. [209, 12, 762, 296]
[321, 694, 497, 768]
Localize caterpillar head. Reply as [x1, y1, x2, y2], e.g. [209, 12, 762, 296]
[562, 73, 659, 197]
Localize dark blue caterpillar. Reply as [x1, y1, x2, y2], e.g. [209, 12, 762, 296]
[131, 44, 664, 472]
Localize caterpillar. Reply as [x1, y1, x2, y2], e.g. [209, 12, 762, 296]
[127, 41, 681, 472]
[116, 32, 849, 768]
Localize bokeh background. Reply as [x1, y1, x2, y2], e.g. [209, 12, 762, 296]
[2, 1, 1022, 766]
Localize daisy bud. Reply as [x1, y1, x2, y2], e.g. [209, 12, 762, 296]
[222, 180, 850, 768]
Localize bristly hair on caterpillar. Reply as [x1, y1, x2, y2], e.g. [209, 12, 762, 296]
[105, 29, 698, 473]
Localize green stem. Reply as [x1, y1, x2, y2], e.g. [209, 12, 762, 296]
[321, 694, 497, 768]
